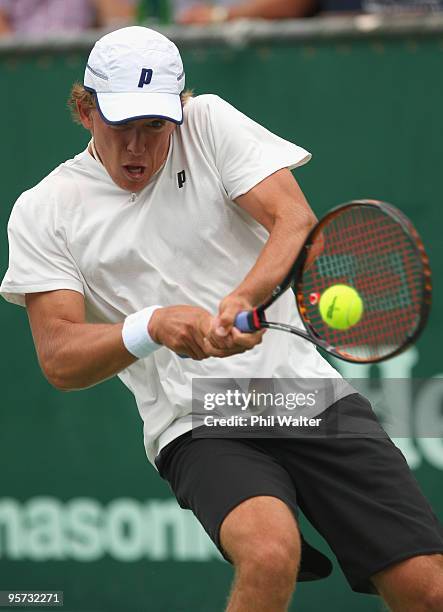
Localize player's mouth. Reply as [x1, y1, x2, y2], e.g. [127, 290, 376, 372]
[122, 165, 147, 181]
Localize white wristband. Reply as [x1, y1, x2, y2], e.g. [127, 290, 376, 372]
[122, 306, 162, 359]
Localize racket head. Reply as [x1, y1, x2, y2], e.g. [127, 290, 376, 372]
[293, 200, 432, 363]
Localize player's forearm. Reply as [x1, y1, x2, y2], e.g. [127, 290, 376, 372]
[231, 210, 316, 307]
[40, 321, 137, 391]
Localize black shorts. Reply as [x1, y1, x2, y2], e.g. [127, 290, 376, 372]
[155, 393, 443, 594]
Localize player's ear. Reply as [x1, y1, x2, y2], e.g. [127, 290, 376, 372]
[77, 99, 94, 130]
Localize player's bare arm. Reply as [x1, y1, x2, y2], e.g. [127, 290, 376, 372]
[26, 290, 263, 390]
[26, 289, 134, 390]
[208, 167, 317, 344]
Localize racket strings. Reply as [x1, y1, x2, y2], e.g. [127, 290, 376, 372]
[298, 205, 428, 361]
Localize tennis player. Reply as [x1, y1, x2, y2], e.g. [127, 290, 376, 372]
[1, 26, 443, 611]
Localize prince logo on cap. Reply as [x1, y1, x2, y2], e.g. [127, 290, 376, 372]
[138, 69, 153, 88]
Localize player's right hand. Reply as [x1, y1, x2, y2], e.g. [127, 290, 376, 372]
[148, 305, 264, 360]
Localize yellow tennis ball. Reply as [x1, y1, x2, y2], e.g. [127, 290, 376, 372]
[319, 285, 363, 330]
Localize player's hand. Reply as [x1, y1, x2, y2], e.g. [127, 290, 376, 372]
[148, 305, 263, 360]
[207, 294, 266, 351]
[148, 305, 209, 360]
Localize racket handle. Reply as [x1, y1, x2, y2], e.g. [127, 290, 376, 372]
[235, 310, 260, 333]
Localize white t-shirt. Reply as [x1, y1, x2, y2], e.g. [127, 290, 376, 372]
[1, 94, 350, 464]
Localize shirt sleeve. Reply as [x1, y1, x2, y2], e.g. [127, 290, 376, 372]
[206, 95, 312, 200]
[0, 191, 84, 308]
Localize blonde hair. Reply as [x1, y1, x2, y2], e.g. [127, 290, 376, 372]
[67, 82, 194, 125]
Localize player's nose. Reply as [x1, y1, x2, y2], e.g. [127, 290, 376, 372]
[126, 130, 146, 156]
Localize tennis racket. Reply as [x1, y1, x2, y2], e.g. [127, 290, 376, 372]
[234, 200, 432, 363]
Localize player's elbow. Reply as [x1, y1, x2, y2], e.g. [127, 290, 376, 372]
[50, 379, 75, 392]
[40, 354, 82, 392]
[49, 375, 76, 392]
[42, 363, 75, 392]
[279, 210, 316, 237]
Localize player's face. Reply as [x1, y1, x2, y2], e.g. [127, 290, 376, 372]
[88, 110, 177, 192]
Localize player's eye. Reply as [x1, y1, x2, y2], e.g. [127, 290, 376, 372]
[146, 120, 166, 129]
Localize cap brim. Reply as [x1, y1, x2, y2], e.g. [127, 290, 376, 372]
[94, 91, 183, 125]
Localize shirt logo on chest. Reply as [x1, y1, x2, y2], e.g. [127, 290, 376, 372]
[177, 170, 186, 189]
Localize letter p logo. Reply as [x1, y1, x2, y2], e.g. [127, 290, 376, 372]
[138, 68, 153, 88]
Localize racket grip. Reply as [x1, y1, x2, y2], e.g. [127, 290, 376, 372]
[234, 310, 256, 333]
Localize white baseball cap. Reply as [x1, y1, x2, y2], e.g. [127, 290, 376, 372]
[84, 26, 185, 125]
